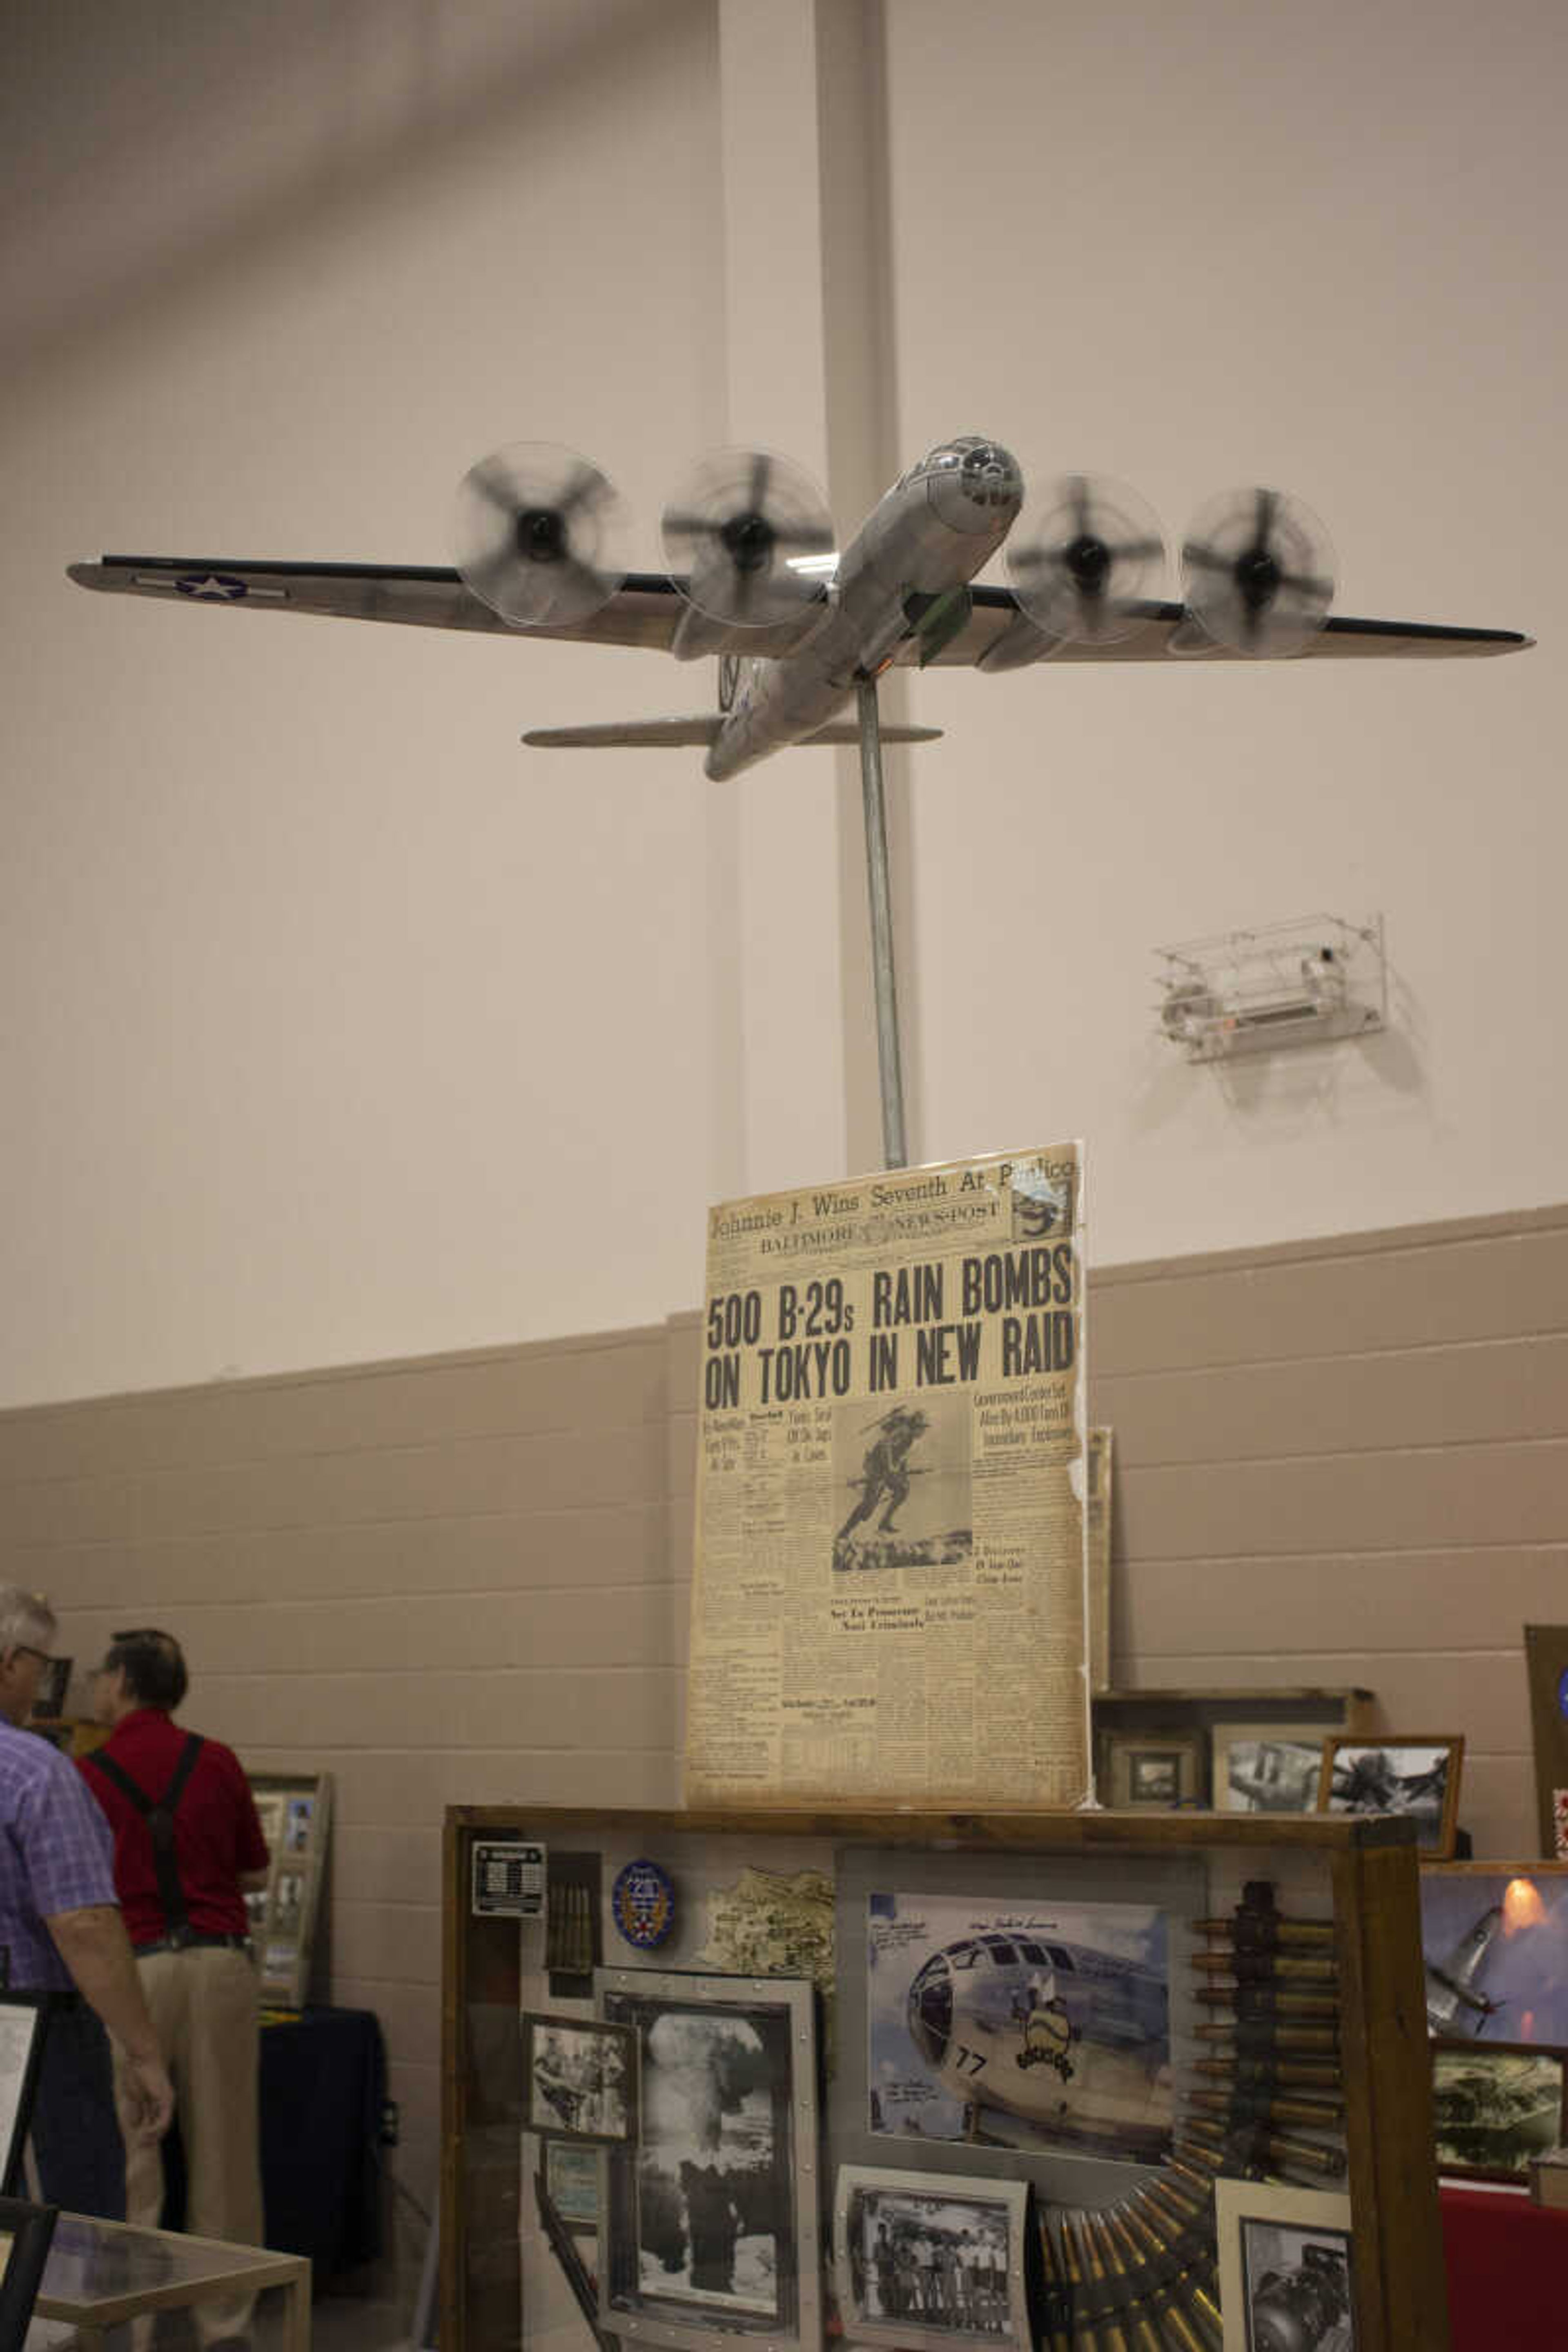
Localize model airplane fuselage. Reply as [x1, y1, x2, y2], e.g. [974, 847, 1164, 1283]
[706, 437, 1021, 777]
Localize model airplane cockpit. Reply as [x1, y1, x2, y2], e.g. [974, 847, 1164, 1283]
[68, 434, 1530, 784]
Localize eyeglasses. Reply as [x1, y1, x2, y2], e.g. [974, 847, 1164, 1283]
[8, 1645, 53, 1668]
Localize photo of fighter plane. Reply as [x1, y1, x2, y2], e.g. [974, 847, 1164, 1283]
[868, 1892, 1172, 2162]
[1421, 1870, 1568, 2044]
[67, 437, 1530, 785]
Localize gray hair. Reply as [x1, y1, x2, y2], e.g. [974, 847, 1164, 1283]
[0, 1586, 57, 1655]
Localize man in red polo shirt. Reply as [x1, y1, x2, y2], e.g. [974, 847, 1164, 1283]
[81, 1629, 271, 2335]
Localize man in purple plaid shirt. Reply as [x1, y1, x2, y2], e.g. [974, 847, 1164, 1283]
[0, 1585, 174, 2215]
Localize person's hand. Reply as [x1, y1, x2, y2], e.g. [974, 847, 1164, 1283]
[122, 2050, 175, 2140]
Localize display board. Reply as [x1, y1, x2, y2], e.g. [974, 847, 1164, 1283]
[686, 1145, 1090, 1811]
[245, 1771, 332, 2009]
[442, 1805, 1451, 2352]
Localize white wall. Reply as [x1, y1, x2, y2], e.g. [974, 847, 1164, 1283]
[3, 0, 1564, 1408]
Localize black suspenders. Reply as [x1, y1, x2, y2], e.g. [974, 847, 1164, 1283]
[85, 1734, 205, 1947]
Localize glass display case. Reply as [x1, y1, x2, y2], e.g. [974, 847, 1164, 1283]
[31, 2210, 310, 2350]
[442, 1806, 1447, 2352]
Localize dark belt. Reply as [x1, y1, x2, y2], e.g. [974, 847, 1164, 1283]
[133, 1931, 251, 1958]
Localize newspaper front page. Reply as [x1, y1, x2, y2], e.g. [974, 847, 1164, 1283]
[684, 1145, 1089, 1809]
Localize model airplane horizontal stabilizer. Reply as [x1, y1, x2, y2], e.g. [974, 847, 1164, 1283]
[520, 715, 942, 749]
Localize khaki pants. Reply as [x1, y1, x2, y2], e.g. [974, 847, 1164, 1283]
[113, 1944, 265, 2345]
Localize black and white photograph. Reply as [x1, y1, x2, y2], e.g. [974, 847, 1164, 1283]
[525, 2014, 637, 2147]
[1214, 1729, 1327, 1815]
[284, 1794, 314, 1852]
[833, 2167, 1031, 2352]
[1430, 2039, 1568, 2183]
[868, 1891, 1172, 2161]
[1240, 2220, 1355, 2352]
[1319, 1738, 1463, 1856]
[597, 1970, 820, 2352]
[1129, 1752, 1179, 1804]
[273, 1870, 304, 1931]
[831, 1389, 971, 1575]
[1215, 2182, 1354, 2352]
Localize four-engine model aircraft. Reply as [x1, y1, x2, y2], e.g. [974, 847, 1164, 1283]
[68, 435, 1530, 783]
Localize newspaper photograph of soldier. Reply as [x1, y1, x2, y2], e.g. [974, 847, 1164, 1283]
[524, 2015, 638, 2146]
[834, 2168, 1032, 2352]
[599, 1978, 817, 2342]
[832, 1388, 971, 1574]
[867, 1891, 1172, 2163]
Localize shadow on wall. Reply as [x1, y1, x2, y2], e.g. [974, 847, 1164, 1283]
[2, 0, 688, 389]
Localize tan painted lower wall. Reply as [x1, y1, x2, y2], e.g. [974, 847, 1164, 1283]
[2, 1200, 1563, 2269]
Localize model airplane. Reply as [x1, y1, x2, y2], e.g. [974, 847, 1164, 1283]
[68, 434, 1530, 782]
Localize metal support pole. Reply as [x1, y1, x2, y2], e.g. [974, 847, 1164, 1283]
[856, 677, 908, 1169]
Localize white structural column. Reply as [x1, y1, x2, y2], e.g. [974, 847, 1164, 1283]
[710, 0, 887, 1198]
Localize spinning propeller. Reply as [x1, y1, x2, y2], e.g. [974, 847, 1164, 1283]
[453, 442, 630, 627]
[1180, 486, 1336, 655]
[1004, 473, 1166, 644]
[662, 448, 835, 628]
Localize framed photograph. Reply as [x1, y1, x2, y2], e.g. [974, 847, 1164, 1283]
[524, 2013, 638, 2147]
[544, 2138, 601, 2231]
[833, 2165, 1033, 2352]
[595, 1968, 820, 2352]
[0, 2193, 58, 2345]
[1420, 1862, 1568, 2039]
[1317, 1737, 1463, 1857]
[1101, 1728, 1206, 1811]
[31, 1657, 71, 1720]
[247, 1769, 332, 2009]
[865, 1889, 1173, 2164]
[1431, 2038, 1568, 2183]
[1212, 1726, 1328, 1815]
[1214, 2177, 1354, 2352]
[0, 1998, 47, 2198]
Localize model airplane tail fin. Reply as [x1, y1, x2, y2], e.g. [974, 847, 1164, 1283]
[523, 716, 942, 749]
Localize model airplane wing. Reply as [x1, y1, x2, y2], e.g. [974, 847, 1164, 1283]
[64, 558, 813, 657]
[925, 585, 1531, 664]
[67, 558, 1530, 664]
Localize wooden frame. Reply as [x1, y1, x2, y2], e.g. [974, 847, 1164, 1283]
[1524, 1626, 1568, 1857]
[832, 2164, 1033, 2352]
[1430, 2037, 1568, 2183]
[1318, 1737, 1464, 1858]
[442, 1805, 1450, 2352]
[1099, 1725, 1207, 1810]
